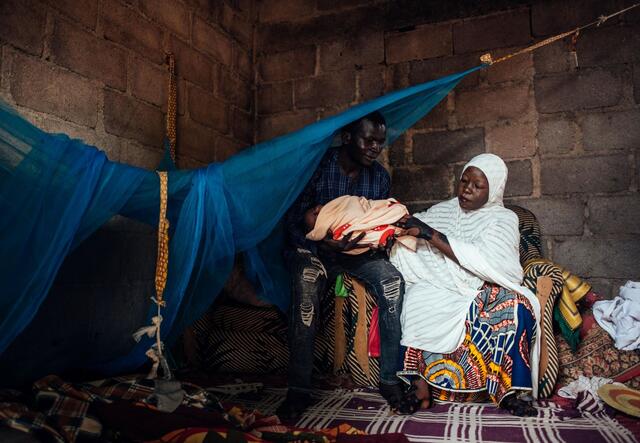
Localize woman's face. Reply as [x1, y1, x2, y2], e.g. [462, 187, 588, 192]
[457, 166, 489, 210]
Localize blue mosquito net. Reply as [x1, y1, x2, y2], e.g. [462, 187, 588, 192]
[0, 66, 481, 373]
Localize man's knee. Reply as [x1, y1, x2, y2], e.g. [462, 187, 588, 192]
[379, 275, 403, 314]
[294, 249, 327, 286]
[293, 250, 327, 326]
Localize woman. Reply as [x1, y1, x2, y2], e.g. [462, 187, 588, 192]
[390, 153, 540, 416]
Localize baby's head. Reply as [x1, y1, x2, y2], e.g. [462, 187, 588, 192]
[304, 204, 323, 232]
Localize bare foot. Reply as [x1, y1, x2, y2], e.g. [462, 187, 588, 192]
[413, 378, 432, 409]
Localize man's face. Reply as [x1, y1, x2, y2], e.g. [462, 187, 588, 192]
[345, 119, 386, 167]
[457, 166, 489, 211]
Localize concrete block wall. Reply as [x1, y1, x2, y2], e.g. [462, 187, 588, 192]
[0, 0, 255, 168]
[0, 0, 256, 384]
[256, 0, 640, 298]
[1, 1, 638, 384]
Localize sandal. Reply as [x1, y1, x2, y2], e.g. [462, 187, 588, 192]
[379, 382, 424, 415]
[412, 377, 433, 409]
[501, 394, 536, 417]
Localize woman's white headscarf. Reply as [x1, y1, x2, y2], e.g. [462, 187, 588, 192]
[390, 153, 541, 397]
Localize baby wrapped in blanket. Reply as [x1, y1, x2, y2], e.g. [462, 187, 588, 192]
[304, 195, 416, 255]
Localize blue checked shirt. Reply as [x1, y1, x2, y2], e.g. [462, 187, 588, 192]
[285, 147, 391, 251]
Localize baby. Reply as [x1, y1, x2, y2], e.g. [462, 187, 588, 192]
[304, 195, 416, 255]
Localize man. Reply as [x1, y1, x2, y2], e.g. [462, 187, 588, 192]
[278, 112, 413, 419]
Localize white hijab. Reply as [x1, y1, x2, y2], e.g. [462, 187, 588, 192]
[390, 153, 541, 397]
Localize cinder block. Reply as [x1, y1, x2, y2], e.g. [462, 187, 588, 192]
[580, 110, 640, 151]
[232, 107, 253, 145]
[139, 0, 190, 39]
[258, 82, 293, 114]
[104, 89, 164, 147]
[221, 3, 253, 48]
[634, 64, 640, 104]
[188, 84, 229, 132]
[504, 159, 533, 197]
[218, 69, 252, 112]
[295, 70, 355, 108]
[102, 1, 164, 64]
[234, 46, 252, 80]
[515, 198, 585, 236]
[320, 32, 384, 72]
[487, 49, 533, 84]
[385, 23, 452, 64]
[388, 133, 407, 167]
[193, 16, 233, 65]
[0, 0, 45, 56]
[552, 237, 640, 279]
[541, 155, 631, 195]
[130, 57, 167, 107]
[51, 19, 127, 90]
[121, 142, 164, 169]
[259, 46, 316, 82]
[453, 9, 531, 54]
[535, 68, 624, 113]
[45, 0, 98, 29]
[588, 195, 640, 235]
[414, 97, 449, 130]
[358, 66, 385, 102]
[538, 117, 575, 155]
[577, 25, 640, 68]
[409, 53, 480, 89]
[413, 128, 485, 165]
[390, 62, 410, 90]
[257, 5, 384, 53]
[456, 83, 531, 125]
[533, 42, 573, 75]
[177, 116, 217, 164]
[169, 36, 214, 89]
[217, 136, 244, 161]
[532, 0, 621, 37]
[317, 0, 369, 11]
[258, 0, 315, 23]
[11, 54, 98, 127]
[486, 121, 536, 159]
[257, 109, 316, 141]
[391, 166, 452, 202]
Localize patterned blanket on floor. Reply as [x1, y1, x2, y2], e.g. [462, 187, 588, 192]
[220, 387, 640, 443]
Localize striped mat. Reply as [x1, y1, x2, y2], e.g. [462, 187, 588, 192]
[219, 387, 640, 443]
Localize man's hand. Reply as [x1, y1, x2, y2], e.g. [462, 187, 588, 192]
[321, 230, 367, 253]
[396, 215, 434, 241]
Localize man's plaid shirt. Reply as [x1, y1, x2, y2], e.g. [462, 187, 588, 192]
[284, 147, 390, 251]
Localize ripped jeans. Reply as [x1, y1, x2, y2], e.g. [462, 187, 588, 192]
[285, 248, 404, 392]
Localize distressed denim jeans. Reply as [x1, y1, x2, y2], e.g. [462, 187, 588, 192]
[285, 248, 404, 392]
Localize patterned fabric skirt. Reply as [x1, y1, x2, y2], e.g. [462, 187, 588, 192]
[400, 283, 537, 405]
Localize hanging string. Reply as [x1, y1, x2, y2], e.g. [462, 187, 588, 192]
[155, 170, 169, 308]
[480, 2, 640, 65]
[133, 170, 172, 379]
[165, 53, 177, 163]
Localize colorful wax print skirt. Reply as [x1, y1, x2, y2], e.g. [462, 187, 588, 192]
[399, 283, 536, 405]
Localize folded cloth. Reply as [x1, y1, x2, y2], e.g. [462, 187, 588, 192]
[557, 375, 615, 400]
[593, 281, 640, 351]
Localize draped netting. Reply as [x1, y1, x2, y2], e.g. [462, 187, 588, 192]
[0, 66, 481, 373]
